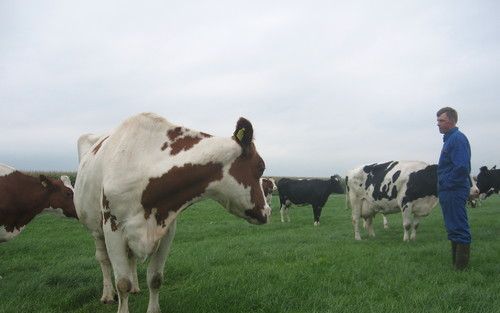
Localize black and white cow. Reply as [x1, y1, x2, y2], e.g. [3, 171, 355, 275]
[347, 161, 438, 241]
[476, 165, 500, 199]
[277, 176, 344, 225]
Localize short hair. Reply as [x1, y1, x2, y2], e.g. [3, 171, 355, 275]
[436, 107, 458, 123]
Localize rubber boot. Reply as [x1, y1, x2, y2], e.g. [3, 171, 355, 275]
[455, 243, 470, 270]
[451, 241, 457, 266]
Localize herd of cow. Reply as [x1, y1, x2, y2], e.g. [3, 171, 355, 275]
[1, 112, 499, 313]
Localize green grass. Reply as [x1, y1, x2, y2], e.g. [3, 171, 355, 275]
[1, 194, 500, 313]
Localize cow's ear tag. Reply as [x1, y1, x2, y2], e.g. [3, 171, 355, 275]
[236, 128, 245, 142]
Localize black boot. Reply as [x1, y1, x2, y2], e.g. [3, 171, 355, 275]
[455, 243, 470, 270]
[451, 241, 457, 266]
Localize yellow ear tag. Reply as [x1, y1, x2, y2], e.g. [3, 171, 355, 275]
[236, 128, 245, 142]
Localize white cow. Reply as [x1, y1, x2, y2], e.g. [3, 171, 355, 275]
[74, 112, 270, 313]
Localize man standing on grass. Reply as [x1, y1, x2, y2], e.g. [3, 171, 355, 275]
[436, 107, 472, 270]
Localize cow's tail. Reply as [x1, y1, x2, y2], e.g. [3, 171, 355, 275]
[344, 175, 351, 211]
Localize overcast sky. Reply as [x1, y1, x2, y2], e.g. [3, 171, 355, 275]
[1, 1, 499, 177]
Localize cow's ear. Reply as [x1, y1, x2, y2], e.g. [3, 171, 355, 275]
[233, 117, 253, 150]
[39, 175, 53, 189]
[480, 166, 488, 173]
[60, 175, 73, 189]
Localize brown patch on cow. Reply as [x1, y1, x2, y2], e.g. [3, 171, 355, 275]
[117, 278, 132, 294]
[0, 171, 77, 232]
[228, 144, 266, 214]
[102, 194, 110, 209]
[103, 210, 118, 232]
[141, 162, 223, 226]
[92, 136, 109, 155]
[261, 178, 274, 197]
[150, 272, 163, 290]
[170, 136, 204, 155]
[161, 142, 169, 151]
[167, 127, 184, 141]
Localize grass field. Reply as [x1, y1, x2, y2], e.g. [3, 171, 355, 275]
[1, 194, 500, 313]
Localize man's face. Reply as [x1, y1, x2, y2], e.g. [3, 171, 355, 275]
[437, 112, 455, 134]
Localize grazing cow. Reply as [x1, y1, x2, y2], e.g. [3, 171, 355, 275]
[260, 177, 276, 205]
[0, 163, 77, 243]
[347, 160, 479, 241]
[476, 166, 500, 199]
[277, 176, 344, 226]
[74, 112, 270, 313]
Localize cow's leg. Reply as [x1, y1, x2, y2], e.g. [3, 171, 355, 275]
[401, 206, 412, 242]
[280, 204, 286, 223]
[365, 216, 375, 237]
[351, 198, 362, 240]
[382, 214, 389, 229]
[94, 237, 116, 304]
[104, 226, 134, 313]
[313, 206, 321, 226]
[146, 220, 177, 313]
[129, 251, 140, 294]
[410, 215, 420, 240]
[361, 200, 375, 237]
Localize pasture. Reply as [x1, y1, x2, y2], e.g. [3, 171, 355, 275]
[1, 193, 500, 313]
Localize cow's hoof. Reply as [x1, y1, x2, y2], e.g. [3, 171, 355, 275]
[100, 297, 116, 305]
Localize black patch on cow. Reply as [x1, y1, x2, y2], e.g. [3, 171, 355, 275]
[401, 165, 438, 207]
[477, 166, 500, 196]
[363, 161, 399, 201]
[392, 170, 401, 183]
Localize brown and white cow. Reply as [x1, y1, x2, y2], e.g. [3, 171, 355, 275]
[74, 112, 270, 313]
[0, 163, 77, 243]
[260, 177, 276, 205]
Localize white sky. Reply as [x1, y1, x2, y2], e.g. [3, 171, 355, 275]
[1, 0, 499, 177]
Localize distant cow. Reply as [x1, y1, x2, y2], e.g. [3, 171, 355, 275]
[476, 166, 500, 199]
[74, 113, 270, 313]
[0, 163, 77, 243]
[347, 160, 478, 241]
[277, 176, 344, 225]
[260, 177, 276, 205]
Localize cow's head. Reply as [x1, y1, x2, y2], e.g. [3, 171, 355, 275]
[220, 117, 271, 225]
[329, 175, 345, 194]
[40, 175, 78, 219]
[476, 166, 496, 197]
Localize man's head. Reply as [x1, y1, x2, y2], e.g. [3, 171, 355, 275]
[436, 107, 458, 134]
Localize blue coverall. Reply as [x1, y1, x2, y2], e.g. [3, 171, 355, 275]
[437, 127, 472, 244]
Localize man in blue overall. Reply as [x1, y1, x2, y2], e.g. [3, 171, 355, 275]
[436, 107, 472, 270]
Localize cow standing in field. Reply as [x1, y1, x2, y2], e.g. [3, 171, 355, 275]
[261, 177, 276, 205]
[347, 160, 478, 241]
[74, 112, 270, 313]
[476, 166, 500, 199]
[0, 163, 77, 243]
[347, 161, 438, 241]
[277, 176, 344, 226]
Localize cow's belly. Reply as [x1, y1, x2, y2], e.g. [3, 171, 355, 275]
[0, 226, 24, 243]
[408, 196, 438, 216]
[122, 213, 175, 261]
[367, 199, 400, 216]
